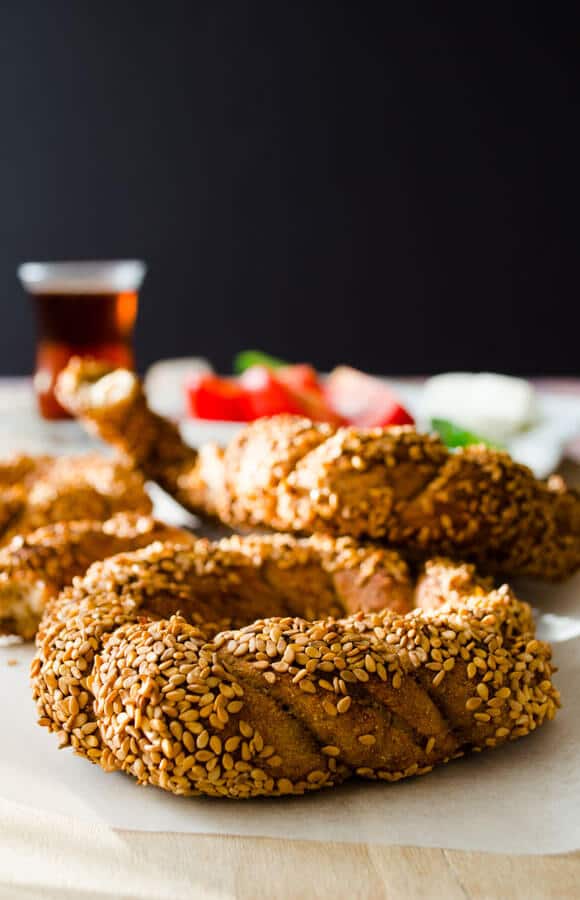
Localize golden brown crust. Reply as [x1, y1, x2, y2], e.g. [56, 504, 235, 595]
[414, 557, 493, 612]
[31, 541, 559, 799]
[57, 360, 580, 581]
[0, 452, 151, 546]
[0, 514, 192, 640]
[56, 358, 199, 512]
[219, 419, 580, 580]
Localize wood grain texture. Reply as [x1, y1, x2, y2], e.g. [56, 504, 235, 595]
[1, 831, 579, 900]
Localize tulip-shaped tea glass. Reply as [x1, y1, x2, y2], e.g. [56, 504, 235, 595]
[18, 260, 146, 419]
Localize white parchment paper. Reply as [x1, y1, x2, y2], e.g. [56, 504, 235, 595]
[1, 569, 579, 854]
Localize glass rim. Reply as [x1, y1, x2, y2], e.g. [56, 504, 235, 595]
[17, 259, 147, 294]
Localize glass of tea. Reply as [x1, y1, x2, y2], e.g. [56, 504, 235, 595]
[18, 260, 146, 419]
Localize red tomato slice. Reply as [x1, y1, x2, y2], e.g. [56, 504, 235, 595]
[354, 400, 415, 428]
[239, 366, 305, 418]
[186, 373, 249, 421]
[325, 366, 415, 428]
[276, 364, 324, 394]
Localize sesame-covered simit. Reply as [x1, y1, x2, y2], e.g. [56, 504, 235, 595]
[0, 514, 193, 640]
[31, 538, 560, 799]
[0, 452, 151, 546]
[57, 359, 580, 581]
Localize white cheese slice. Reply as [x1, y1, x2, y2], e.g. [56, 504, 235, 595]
[422, 372, 538, 442]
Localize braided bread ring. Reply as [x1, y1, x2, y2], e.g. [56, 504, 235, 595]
[56, 359, 580, 580]
[0, 514, 192, 639]
[0, 453, 151, 546]
[31, 537, 559, 799]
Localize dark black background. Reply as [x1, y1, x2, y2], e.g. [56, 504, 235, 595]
[1, 4, 579, 376]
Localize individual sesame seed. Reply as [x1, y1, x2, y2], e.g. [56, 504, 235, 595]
[322, 745, 340, 756]
[432, 670, 446, 688]
[323, 700, 337, 716]
[239, 721, 253, 738]
[466, 697, 482, 711]
[353, 668, 369, 683]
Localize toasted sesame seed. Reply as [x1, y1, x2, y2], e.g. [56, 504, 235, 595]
[466, 697, 482, 711]
[432, 670, 446, 688]
[322, 745, 340, 756]
[323, 700, 337, 716]
[337, 696, 352, 714]
[239, 721, 253, 738]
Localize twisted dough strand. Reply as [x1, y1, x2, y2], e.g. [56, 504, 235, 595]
[57, 360, 580, 579]
[0, 453, 151, 546]
[32, 540, 559, 799]
[0, 514, 192, 639]
[56, 360, 200, 513]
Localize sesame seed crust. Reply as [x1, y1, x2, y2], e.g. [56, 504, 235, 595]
[0, 452, 151, 547]
[31, 540, 560, 800]
[0, 514, 194, 640]
[56, 360, 580, 581]
[217, 419, 580, 581]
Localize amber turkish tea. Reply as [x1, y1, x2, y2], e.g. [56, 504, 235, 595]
[18, 261, 146, 419]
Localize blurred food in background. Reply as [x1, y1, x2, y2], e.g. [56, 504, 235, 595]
[145, 357, 211, 419]
[324, 366, 415, 427]
[146, 353, 580, 478]
[422, 372, 539, 444]
[185, 351, 415, 428]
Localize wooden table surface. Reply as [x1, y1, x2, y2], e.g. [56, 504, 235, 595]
[3, 830, 580, 899]
[2, 382, 580, 899]
[113, 835, 580, 900]
[131, 837, 580, 900]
